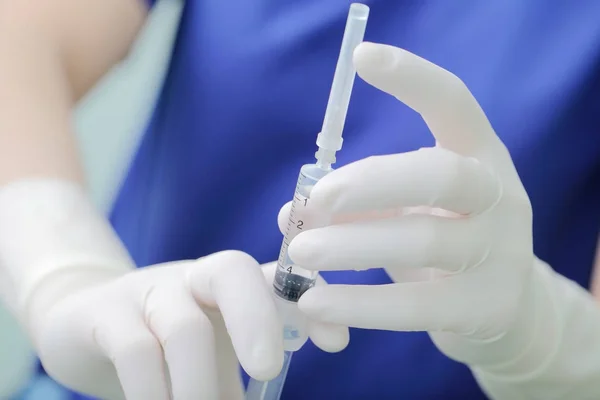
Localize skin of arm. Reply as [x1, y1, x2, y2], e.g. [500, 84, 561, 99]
[0, 0, 148, 187]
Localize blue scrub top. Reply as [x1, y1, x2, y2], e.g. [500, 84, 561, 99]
[34, 1, 600, 399]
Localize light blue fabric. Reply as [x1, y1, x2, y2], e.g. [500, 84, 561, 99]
[12, 375, 71, 400]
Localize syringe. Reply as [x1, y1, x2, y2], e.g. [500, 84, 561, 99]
[245, 4, 369, 400]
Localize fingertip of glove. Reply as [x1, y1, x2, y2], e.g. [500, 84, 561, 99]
[298, 287, 327, 318]
[277, 201, 293, 234]
[308, 320, 350, 353]
[354, 42, 398, 76]
[287, 232, 323, 270]
[299, 290, 350, 352]
[243, 345, 285, 382]
[309, 173, 345, 213]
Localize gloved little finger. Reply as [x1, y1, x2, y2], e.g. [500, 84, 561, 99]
[187, 251, 284, 381]
[144, 281, 218, 399]
[298, 279, 475, 335]
[261, 261, 349, 353]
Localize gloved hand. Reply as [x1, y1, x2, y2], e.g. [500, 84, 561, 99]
[37, 254, 347, 400]
[281, 42, 600, 399]
[0, 181, 348, 400]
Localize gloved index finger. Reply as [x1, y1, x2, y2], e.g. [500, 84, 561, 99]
[186, 251, 284, 381]
[353, 42, 502, 165]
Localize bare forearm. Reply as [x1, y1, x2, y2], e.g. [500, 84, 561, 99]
[0, 20, 82, 185]
[0, 0, 147, 186]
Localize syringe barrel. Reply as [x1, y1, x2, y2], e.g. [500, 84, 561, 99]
[272, 163, 331, 351]
[273, 164, 330, 301]
[316, 3, 369, 152]
[252, 5, 370, 397]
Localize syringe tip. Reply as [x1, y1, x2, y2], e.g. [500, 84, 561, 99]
[316, 3, 369, 157]
[349, 3, 370, 20]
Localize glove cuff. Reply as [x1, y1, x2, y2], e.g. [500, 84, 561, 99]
[0, 179, 134, 339]
[473, 258, 600, 399]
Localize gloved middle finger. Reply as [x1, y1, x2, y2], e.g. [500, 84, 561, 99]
[288, 213, 489, 273]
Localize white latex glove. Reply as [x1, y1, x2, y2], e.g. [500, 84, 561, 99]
[281, 42, 600, 399]
[0, 180, 348, 400]
[38, 254, 347, 400]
